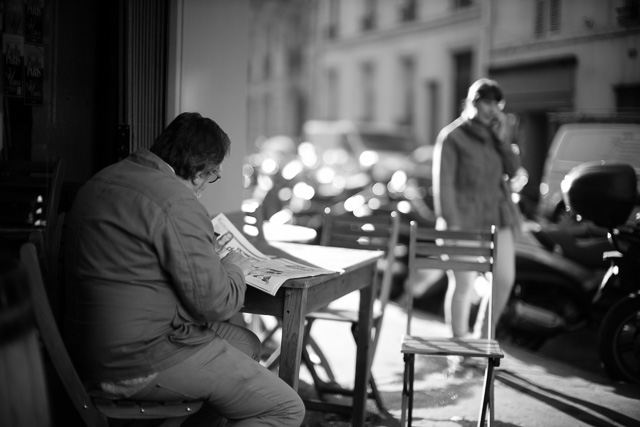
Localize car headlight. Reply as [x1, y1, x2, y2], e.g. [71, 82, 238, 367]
[359, 150, 379, 168]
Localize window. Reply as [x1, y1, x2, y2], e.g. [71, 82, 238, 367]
[263, 93, 273, 137]
[453, 0, 473, 9]
[615, 84, 640, 113]
[427, 81, 441, 144]
[326, 68, 339, 119]
[399, 56, 415, 126]
[287, 46, 302, 76]
[326, 0, 340, 39]
[263, 26, 272, 79]
[535, 0, 562, 37]
[617, 0, 640, 27]
[400, 0, 417, 22]
[361, 0, 377, 31]
[263, 54, 271, 80]
[361, 61, 376, 122]
[453, 51, 472, 119]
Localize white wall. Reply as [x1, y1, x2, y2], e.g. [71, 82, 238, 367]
[168, 0, 250, 216]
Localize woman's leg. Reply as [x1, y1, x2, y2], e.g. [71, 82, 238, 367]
[491, 227, 516, 337]
[445, 269, 477, 338]
[475, 227, 516, 339]
[130, 323, 305, 427]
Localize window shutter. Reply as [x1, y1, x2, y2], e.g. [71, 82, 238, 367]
[534, 0, 546, 37]
[126, 0, 168, 151]
[549, 0, 561, 32]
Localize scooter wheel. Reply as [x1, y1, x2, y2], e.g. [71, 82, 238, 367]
[597, 294, 640, 384]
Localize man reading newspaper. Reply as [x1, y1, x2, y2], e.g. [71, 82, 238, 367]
[63, 112, 305, 426]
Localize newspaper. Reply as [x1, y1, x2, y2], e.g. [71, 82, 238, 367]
[211, 213, 335, 296]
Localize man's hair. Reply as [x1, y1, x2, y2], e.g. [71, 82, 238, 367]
[467, 78, 504, 103]
[150, 112, 230, 181]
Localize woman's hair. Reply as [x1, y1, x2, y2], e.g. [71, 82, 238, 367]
[461, 78, 504, 118]
[150, 112, 231, 181]
[467, 78, 503, 103]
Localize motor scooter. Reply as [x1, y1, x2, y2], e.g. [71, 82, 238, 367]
[562, 161, 640, 384]
[497, 219, 613, 350]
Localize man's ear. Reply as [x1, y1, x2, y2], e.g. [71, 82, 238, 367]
[192, 171, 207, 186]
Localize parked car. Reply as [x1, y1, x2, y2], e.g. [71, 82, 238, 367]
[302, 120, 418, 183]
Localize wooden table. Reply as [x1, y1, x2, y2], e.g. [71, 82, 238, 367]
[242, 241, 383, 427]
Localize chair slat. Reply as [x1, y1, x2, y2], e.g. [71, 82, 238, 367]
[412, 258, 493, 273]
[326, 235, 389, 251]
[414, 243, 492, 258]
[94, 399, 203, 419]
[401, 336, 504, 358]
[415, 227, 493, 241]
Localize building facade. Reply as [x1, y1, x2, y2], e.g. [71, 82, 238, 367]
[248, 0, 639, 204]
[247, 0, 314, 150]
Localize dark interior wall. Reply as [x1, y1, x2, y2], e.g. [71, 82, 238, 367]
[29, 0, 97, 184]
[13, 0, 121, 190]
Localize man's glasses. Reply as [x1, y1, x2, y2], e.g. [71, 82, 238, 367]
[208, 169, 221, 184]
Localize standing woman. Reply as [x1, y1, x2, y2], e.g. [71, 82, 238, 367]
[432, 78, 522, 353]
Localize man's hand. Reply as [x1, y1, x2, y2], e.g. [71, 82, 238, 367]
[222, 251, 254, 276]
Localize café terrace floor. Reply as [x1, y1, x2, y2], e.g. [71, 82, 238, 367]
[270, 297, 640, 427]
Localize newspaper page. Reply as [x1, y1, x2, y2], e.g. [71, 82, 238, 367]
[211, 213, 335, 296]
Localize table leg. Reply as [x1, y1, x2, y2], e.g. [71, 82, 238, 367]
[278, 287, 308, 390]
[352, 265, 377, 426]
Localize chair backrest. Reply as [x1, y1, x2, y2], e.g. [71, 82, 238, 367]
[405, 222, 498, 337]
[320, 207, 401, 317]
[20, 241, 110, 427]
[241, 198, 265, 241]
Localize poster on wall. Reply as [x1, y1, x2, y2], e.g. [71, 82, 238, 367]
[3, 33, 23, 97]
[4, 0, 23, 35]
[24, 0, 43, 43]
[23, 42, 41, 105]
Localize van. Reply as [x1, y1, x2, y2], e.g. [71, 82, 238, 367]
[539, 123, 640, 221]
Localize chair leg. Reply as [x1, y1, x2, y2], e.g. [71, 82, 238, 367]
[307, 334, 337, 383]
[259, 317, 282, 343]
[263, 345, 280, 370]
[368, 372, 395, 421]
[301, 319, 336, 399]
[302, 343, 331, 398]
[477, 357, 497, 427]
[490, 358, 497, 426]
[400, 353, 415, 427]
[347, 318, 394, 419]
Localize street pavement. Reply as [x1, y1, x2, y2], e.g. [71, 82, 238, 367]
[284, 295, 640, 427]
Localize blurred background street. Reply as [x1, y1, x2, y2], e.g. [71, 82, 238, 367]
[239, 2, 640, 417]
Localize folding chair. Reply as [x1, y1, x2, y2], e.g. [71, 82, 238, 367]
[20, 239, 203, 427]
[400, 222, 504, 427]
[294, 207, 401, 418]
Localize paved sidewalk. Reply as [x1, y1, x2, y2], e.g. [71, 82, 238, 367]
[295, 298, 640, 427]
